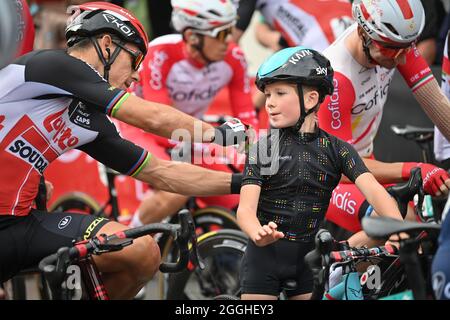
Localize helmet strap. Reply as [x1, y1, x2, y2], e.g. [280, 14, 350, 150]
[294, 84, 306, 132]
[361, 35, 379, 66]
[293, 83, 319, 132]
[192, 34, 213, 65]
[90, 36, 122, 81]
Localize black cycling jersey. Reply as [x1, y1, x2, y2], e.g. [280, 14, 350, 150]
[242, 127, 369, 242]
[0, 49, 150, 216]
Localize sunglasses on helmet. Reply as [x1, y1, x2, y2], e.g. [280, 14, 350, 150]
[112, 40, 144, 71]
[194, 23, 235, 42]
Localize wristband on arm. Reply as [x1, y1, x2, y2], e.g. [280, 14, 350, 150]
[231, 173, 243, 194]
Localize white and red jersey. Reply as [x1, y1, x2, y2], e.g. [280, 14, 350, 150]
[319, 23, 434, 157]
[137, 34, 258, 129]
[0, 50, 149, 216]
[256, 0, 353, 51]
[434, 32, 450, 162]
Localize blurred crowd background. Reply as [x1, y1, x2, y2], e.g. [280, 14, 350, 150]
[27, 0, 450, 68]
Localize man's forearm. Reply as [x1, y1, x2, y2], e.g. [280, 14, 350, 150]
[362, 158, 403, 184]
[414, 80, 450, 141]
[136, 158, 232, 195]
[115, 95, 215, 142]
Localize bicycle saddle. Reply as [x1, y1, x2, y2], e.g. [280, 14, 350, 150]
[361, 216, 440, 239]
[390, 125, 434, 142]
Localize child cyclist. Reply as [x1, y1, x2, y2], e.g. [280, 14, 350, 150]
[237, 47, 404, 300]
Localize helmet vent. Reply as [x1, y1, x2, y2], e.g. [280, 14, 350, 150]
[85, 9, 102, 20]
[208, 9, 221, 17]
[383, 22, 400, 36]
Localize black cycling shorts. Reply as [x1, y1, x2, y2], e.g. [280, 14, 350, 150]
[240, 239, 314, 297]
[0, 210, 109, 282]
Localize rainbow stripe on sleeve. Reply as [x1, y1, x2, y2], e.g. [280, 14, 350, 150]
[105, 91, 130, 117]
[127, 151, 152, 177]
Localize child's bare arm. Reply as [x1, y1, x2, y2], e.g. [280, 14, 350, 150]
[237, 184, 284, 246]
[354, 172, 403, 220]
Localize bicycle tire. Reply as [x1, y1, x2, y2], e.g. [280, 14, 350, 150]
[166, 229, 248, 300]
[49, 192, 101, 215]
[158, 206, 239, 299]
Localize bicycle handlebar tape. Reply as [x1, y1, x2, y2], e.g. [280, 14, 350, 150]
[231, 173, 243, 194]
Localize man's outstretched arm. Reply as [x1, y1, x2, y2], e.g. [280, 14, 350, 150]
[114, 94, 216, 142]
[134, 155, 240, 196]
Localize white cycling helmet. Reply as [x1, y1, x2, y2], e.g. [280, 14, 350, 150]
[171, 0, 237, 33]
[352, 0, 425, 45]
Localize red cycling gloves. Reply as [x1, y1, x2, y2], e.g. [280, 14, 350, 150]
[402, 162, 450, 196]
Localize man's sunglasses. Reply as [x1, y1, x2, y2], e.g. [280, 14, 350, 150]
[194, 24, 234, 42]
[112, 40, 144, 71]
[370, 38, 414, 59]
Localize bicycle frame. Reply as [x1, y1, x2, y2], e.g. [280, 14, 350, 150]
[325, 270, 415, 300]
[39, 210, 204, 300]
[324, 272, 363, 300]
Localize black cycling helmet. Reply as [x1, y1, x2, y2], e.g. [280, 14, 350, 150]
[65, 2, 148, 80]
[256, 46, 334, 131]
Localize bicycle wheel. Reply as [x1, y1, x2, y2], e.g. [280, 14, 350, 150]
[165, 229, 248, 300]
[49, 192, 101, 215]
[158, 206, 239, 299]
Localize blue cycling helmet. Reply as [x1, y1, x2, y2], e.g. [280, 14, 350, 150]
[256, 46, 334, 131]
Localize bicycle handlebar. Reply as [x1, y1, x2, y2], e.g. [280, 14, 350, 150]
[39, 209, 204, 292]
[329, 244, 398, 263]
[305, 230, 398, 300]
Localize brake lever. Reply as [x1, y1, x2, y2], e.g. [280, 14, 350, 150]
[92, 237, 134, 254]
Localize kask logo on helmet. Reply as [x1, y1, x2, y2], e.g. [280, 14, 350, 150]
[355, 8, 373, 36]
[288, 49, 313, 65]
[102, 13, 135, 37]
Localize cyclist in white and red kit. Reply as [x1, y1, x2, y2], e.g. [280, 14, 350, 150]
[317, 0, 450, 235]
